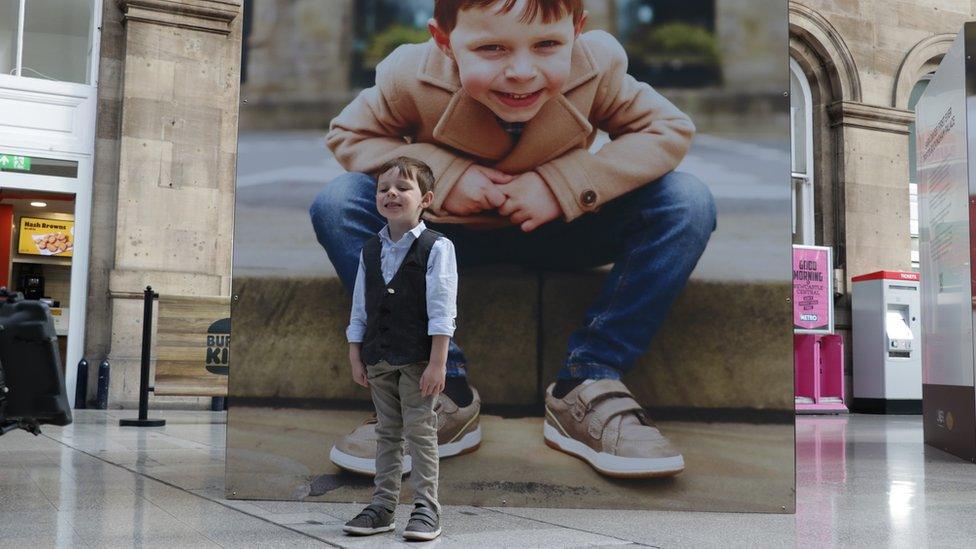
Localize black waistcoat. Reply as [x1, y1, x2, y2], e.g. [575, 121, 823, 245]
[360, 228, 443, 366]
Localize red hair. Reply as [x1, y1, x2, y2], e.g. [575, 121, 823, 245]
[434, 0, 584, 34]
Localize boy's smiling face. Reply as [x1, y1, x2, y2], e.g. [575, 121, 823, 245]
[430, 1, 587, 123]
[376, 167, 432, 225]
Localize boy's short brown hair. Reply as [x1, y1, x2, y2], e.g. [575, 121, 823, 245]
[434, 0, 584, 34]
[373, 156, 435, 195]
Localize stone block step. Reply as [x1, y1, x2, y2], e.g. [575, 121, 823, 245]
[230, 268, 791, 412]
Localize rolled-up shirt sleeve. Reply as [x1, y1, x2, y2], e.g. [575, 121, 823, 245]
[346, 251, 368, 343]
[426, 237, 458, 337]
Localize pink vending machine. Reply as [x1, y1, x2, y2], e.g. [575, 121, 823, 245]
[793, 245, 848, 414]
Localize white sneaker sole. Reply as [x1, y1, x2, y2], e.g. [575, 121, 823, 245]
[343, 523, 395, 535]
[403, 527, 441, 541]
[330, 425, 483, 476]
[543, 422, 685, 478]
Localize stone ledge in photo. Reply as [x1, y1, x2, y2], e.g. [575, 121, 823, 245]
[230, 267, 538, 406]
[541, 274, 794, 411]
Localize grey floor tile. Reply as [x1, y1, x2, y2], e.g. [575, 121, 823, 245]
[189, 486, 228, 500]
[190, 523, 332, 548]
[219, 497, 280, 516]
[0, 467, 34, 484]
[0, 533, 90, 549]
[0, 510, 81, 538]
[0, 485, 57, 512]
[144, 470, 225, 491]
[439, 527, 634, 548]
[257, 511, 345, 525]
[248, 499, 359, 515]
[76, 533, 223, 549]
[159, 500, 289, 530]
[489, 507, 796, 547]
[42, 492, 148, 512]
[66, 506, 196, 538]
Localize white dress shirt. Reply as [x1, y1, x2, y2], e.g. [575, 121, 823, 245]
[347, 221, 458, 343]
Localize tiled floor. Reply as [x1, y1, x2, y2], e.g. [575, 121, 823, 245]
[2, 411, 975, 548]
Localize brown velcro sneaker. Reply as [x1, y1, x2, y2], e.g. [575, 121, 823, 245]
[543, 380, 685, 478]
[329, 389, 482, 476]
[433, 388, 483, 451]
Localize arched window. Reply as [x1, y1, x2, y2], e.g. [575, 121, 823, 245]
[790, 58, 814, 245]
[907, 76, 931, 271]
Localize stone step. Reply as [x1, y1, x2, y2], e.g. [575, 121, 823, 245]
[230, 268, 792, 412]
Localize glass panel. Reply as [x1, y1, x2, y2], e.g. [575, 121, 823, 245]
[792, 175, 806, 245]
[0, 1, 18, 77]
[21, 0, 94, 84]
[908, 79, 927, 270]
[790, 67, 807, 174]
[909, 182, 918, 236]
[907, 78, 930, 184]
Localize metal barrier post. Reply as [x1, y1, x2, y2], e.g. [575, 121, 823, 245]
[120, 287, 165, 427]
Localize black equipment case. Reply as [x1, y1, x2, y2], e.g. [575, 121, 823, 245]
[0, 289, 72, 435]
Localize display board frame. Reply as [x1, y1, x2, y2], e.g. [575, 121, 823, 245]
[792, 244, 834, 334]
[915, 23, 976, 462]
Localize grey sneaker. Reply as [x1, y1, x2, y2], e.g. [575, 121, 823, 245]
[402, 503, 441, 541]
[342, 503, 395, 536]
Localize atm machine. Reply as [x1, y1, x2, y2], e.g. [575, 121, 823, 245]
[851, 271, 922, 413]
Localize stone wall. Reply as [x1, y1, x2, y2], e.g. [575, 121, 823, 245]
[793, 0, 973, 278]
[808, 0, 969, 108]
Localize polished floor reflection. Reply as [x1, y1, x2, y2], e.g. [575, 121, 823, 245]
[1, 411, 974, 548]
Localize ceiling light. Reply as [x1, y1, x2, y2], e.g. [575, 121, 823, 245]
[30, 201, 47, 207]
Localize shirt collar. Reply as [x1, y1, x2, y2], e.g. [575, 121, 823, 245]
[379, 221, 427, 245]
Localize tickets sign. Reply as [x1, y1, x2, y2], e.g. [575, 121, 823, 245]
[18, 217, 74, 257]
[793, 245, 833, 333]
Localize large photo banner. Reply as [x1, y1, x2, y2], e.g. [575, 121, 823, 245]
[228, 0, 793, 512]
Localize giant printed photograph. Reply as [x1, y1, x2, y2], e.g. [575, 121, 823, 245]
[227, 0, 794, 512]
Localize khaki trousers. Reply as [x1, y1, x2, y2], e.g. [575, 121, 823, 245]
[366, 360, 439, 512]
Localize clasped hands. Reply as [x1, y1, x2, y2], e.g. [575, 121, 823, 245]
[441, 165, 560, 232]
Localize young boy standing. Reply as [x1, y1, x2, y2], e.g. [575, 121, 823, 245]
[313, 0, 715, 478]
[341, 157, 456, 541]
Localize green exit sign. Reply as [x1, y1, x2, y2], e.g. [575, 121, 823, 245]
[0, 154, 31, 171]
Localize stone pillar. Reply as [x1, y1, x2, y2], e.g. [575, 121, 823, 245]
[239, 0, 355, 130]
[827, 101, 915, 283]
[108, 0, 241, 407]
[717, 0, 789, 93]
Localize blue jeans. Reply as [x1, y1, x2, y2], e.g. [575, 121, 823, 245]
[310, 171, 716, 380]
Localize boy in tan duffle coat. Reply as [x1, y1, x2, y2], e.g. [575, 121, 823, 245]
[312, 0, 716, 481]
